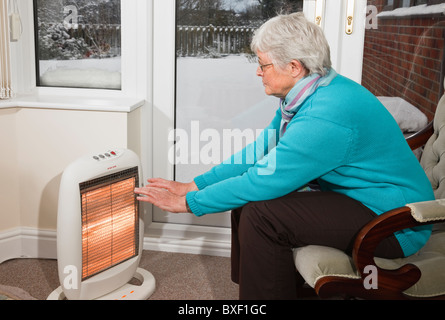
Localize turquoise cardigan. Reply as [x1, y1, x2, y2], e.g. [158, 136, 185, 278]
[186, 74, 434, 257]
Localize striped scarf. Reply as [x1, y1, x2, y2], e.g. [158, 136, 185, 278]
[280, 68, 337, 137]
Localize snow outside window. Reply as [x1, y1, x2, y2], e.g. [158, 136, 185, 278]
[34, 0, 121, 90]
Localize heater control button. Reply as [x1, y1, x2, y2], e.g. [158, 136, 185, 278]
[93, 151, 119, 161]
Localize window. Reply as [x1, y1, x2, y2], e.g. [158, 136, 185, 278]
[402, 0, 411, 6]
[33, 0, 121, 90]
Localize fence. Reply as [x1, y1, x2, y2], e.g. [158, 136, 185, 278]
[177, 25, 256, 57]
[70, 24, 121, 56]
[38, 23, 121, 57]
[39, 23, 254, 58]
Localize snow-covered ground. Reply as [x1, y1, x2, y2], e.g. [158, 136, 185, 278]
[39, 57, 121, 89]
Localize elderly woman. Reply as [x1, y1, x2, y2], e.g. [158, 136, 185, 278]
[136, 13, 434, 300]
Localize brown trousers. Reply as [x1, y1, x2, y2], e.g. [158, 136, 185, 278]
[230, 190, 404, 300]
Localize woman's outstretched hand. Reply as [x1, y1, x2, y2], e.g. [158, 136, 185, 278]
[134, 178, 198, 213]
[145, 178, 198, 196]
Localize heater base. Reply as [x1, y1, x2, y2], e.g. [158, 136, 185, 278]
[47, 268, 156, 300]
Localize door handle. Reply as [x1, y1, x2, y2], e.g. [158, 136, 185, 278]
[315, 0, 325, 27]
[346, 0, 355, 35]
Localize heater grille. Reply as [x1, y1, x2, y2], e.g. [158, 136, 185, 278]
[80, 167, 139, 281]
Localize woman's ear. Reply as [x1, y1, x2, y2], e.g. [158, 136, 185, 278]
[289, 60, 307, 78]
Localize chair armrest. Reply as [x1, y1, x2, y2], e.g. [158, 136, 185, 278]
[406, 121, 433, 150]
[407, 200, 445, 223]
[352, 203, 445, 294]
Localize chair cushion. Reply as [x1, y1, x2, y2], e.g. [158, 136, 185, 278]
[294, 230, 445, 298]
[377, 96, 428, 133]
[293, 245, 360, 289]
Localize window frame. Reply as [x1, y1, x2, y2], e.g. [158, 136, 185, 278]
[11, 0, 141, 100]
[385, 0, 443, 11]
[32, 0, 123, 92]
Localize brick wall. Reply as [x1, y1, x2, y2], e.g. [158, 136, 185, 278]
[362, 1, 445, 120]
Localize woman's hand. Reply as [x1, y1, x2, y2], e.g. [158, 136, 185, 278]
[146, 178, 198, 196]
[135, 186, 187, 213]
[134, 178, 198, 213]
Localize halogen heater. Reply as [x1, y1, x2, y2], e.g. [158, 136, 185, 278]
[47, 149, 155, 300]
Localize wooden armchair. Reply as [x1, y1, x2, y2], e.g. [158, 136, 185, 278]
[293, 95, 445, 300]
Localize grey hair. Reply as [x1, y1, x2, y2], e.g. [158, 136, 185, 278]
[251, 12, 332, 76]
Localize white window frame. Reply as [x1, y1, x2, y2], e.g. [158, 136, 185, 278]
[11, 0, 142, 100]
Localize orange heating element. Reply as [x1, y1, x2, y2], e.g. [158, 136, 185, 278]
[81, 176, 139, 281]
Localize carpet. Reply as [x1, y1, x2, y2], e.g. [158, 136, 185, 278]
[0, 251, 239, 300]
[0, 285, 37, 300]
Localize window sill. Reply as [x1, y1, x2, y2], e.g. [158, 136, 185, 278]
[0, 93, 144, 113]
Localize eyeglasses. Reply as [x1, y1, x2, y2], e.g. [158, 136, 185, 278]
[258, 63, 274, 72]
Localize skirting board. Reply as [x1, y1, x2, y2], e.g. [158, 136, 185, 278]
[0, 227, 57, 264]
[0, 224, 231, 264]
[143, 222, 232, 258]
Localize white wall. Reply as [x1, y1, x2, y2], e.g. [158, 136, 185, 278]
[0, 109, 20, 232]
[0, 107, 141, 263]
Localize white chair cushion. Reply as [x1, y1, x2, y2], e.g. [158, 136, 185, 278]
[378, 96, 428, 133]
[293, 245, 359, 289]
